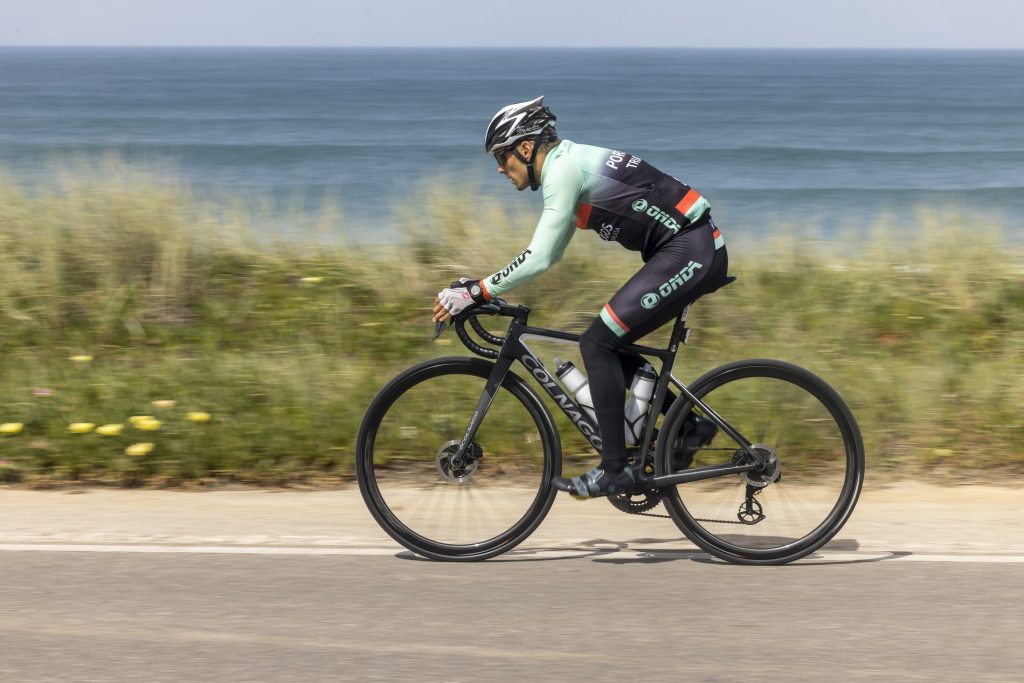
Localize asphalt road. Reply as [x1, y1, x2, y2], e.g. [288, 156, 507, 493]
[1, 549, 1022, 682]
[1, 484, 1022, 682]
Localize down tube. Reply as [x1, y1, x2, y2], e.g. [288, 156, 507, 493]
[511, 339, 604, 454]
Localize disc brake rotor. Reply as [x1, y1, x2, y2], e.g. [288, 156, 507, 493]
[435, 439, 483, 483]
[740, 444, 782, 488]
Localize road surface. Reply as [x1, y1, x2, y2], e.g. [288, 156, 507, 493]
[0, 481, 1021, 681]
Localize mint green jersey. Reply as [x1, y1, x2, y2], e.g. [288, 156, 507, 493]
[480, 140, 712, 300]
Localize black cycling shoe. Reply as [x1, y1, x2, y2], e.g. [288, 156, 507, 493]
[553, 466, 638, 499]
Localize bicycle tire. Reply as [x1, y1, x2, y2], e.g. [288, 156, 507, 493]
[355, 357, 561, 561]
[657, 359, 864, 565]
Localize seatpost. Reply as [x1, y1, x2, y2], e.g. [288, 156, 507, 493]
[675, 304, 691, 346]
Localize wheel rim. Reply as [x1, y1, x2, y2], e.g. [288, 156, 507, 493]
[663, 365, 862, 560]
[361, 367, 553, 553]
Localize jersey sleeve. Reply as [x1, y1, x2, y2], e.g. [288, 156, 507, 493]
[480, 155, 583, 299]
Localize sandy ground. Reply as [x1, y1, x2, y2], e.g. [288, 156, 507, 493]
[1, 478, 1022, 555]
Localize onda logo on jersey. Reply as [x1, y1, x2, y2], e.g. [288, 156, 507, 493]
[630, 198, 681, 234]
[489, 249, 533, 285]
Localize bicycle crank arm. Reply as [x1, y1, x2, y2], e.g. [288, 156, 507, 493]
[651, 462, 759, 488]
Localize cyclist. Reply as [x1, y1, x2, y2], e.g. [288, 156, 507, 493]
[432, 96, 730, 498]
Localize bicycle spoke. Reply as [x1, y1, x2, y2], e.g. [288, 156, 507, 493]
[660, 360, 863, 564]
[357, 360, 557, 558]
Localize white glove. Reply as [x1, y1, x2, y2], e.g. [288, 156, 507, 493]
[437, 282, 476, 318]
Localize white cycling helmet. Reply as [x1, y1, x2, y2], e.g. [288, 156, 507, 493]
[484, 96, 557, 190]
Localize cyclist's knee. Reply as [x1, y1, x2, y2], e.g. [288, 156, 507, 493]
[579, 317, 620, 366]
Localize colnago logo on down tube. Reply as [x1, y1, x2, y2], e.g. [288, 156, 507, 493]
[631, 198, 681, 234]
[521, 356, 602, 450]
[489, 249, 532, 285]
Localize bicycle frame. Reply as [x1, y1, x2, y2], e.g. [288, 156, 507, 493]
[449, 304, 766, 489]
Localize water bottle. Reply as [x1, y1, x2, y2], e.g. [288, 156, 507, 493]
[623, 363, 657, 447]
[554, 358, 597, 422]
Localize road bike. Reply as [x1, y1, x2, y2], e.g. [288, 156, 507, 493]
[355, 278, 865, 564]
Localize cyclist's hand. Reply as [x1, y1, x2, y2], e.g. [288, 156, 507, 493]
[433, 279, 484, 323]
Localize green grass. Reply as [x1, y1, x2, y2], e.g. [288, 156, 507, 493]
[0, 164, 1021, 486]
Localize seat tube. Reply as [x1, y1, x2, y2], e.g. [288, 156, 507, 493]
[637, 309, 690, 456]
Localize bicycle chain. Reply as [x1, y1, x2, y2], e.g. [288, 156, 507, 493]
[618, 448, 766, 523]
[633, 509, 671, 519]
[627, 486, 766, 525]
[629, 508, 752, 523]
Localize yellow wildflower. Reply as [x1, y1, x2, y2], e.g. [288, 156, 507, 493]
[128, 415, 155, 426]
[135, 418, 162, 431]
[96, 424, 124, 437]
[187, 411, 212, 423]
[0, 423, 24, 435]
[300, 276, 324, 284]
[151, 400, 176, 410]
[69, 423, 95, 434]
[125, 442, 155, 457]
[70, 355, 94, 363]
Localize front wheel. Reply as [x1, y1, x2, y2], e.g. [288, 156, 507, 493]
[355, 357, 561, 561]
[657, 359, 865, 565]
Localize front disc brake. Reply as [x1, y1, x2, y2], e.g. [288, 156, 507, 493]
[435, 440, 482, 483]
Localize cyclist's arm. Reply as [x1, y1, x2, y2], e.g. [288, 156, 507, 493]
[479, 159, 583, 299]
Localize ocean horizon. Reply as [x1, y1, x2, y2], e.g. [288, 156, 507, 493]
[1, 47, 1022, 241]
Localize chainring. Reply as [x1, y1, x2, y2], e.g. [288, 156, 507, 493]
[608, 484, 662, 514]
[608, 445, 661, 514]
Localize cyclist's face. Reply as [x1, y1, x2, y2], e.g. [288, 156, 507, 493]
[496, 141, 532, 191]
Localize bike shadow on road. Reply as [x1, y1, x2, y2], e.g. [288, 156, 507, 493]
[590, 537, 912, 566]
[396, 537, 913, 565]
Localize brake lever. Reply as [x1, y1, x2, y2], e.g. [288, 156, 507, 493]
[432, 319, 452, 341]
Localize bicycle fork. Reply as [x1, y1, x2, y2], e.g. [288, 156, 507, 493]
[449, 355, 515, 469]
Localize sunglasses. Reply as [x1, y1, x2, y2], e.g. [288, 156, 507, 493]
[494, 148, 513, 166]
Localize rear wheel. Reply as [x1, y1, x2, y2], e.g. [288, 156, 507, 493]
[657, 359, 864, 565]
[355, 357, 560, 561]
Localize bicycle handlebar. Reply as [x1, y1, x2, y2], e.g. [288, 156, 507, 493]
[450, 316, 494, 358]
[441, 299, 530, 359]
[469, 315, 505, 346]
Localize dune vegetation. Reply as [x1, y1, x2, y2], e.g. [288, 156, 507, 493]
[0, 164, 1021, 486]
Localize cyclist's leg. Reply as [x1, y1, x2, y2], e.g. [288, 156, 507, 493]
[579, 218, 729, 477]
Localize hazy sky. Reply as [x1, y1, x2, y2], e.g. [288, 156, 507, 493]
[1, 0, 1022, 49]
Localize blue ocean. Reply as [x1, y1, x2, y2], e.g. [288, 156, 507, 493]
[1, 48, 1022, 240]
